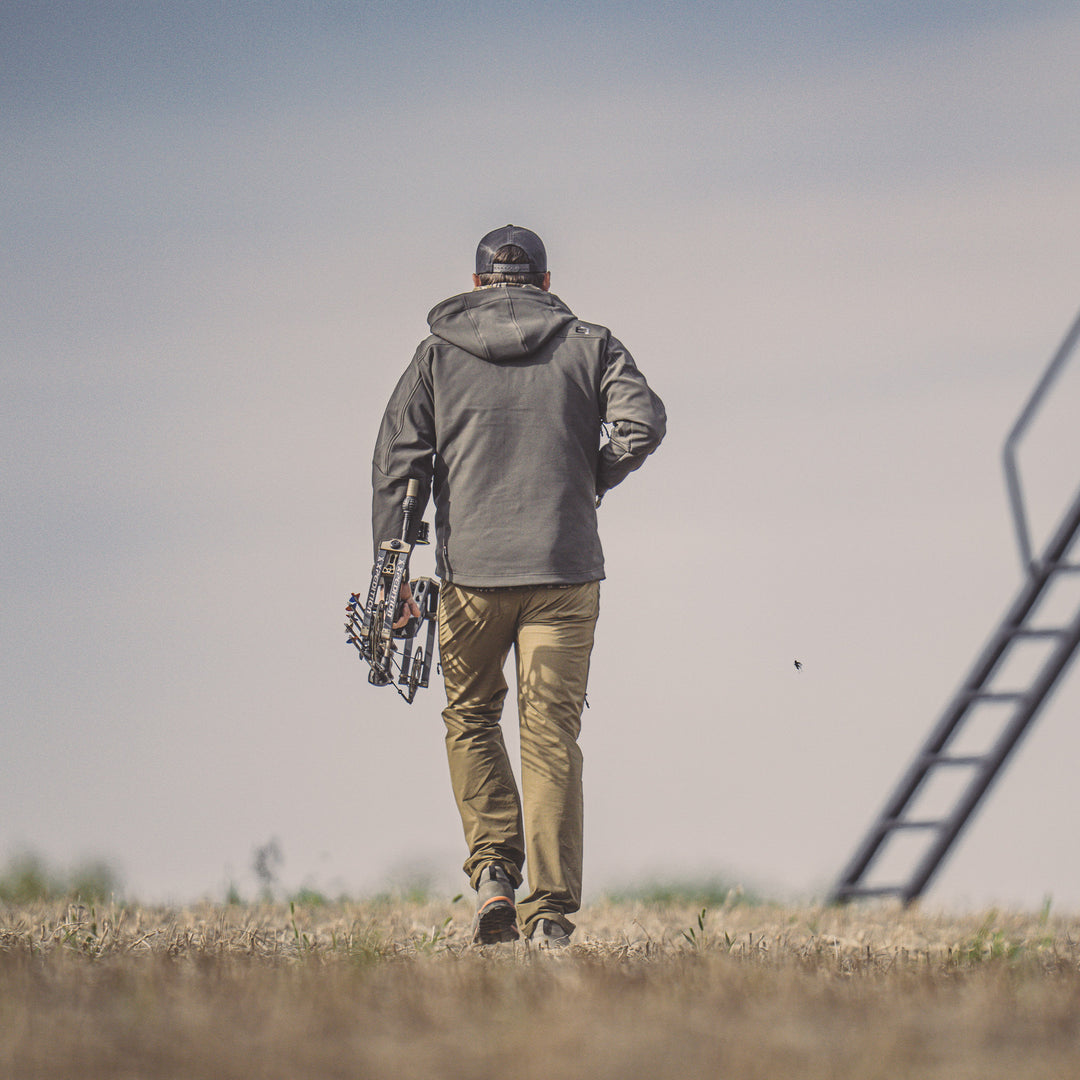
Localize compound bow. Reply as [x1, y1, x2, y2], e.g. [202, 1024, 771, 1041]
[345, 478, 440, 704]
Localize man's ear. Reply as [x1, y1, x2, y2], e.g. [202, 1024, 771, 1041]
[541, 271, 551, 291]
[472, 273, 482, 288]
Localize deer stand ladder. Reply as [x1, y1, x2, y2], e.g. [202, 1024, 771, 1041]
[830, 306, 1080, 905]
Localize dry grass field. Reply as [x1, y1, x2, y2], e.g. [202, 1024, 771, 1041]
[3, 894, 1080, 1079]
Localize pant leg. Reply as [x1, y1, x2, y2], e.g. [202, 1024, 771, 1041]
[438, 583, 525, 889]
[513, 581, 600, 934]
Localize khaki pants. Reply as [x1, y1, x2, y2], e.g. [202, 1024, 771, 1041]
[438, 580, 600, 935]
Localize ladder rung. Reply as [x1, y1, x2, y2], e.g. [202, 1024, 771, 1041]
[922, 753, 986, 767]
[1012, 627, 1068, 639]
[1047, 562, 1080, 574]
[883, 818, 944, 831]
[964, 691, 1027, 704]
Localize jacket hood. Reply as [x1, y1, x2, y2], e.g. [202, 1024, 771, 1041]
[427, 285, 577, 362]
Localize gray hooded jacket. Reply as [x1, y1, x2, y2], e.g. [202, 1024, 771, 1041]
[371, 284, 666, 587]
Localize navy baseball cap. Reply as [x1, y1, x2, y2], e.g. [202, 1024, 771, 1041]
[475, 224, 548, 275]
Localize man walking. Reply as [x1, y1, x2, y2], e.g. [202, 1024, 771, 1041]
[371, 225, 665, 945]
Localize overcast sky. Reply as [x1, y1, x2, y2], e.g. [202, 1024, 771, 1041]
[4, 0, 1080, 910]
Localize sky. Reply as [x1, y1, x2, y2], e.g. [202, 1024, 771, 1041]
[4, 0, 1080, 911]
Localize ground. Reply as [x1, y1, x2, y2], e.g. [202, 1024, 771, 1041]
[2, 896, 1079, 1078]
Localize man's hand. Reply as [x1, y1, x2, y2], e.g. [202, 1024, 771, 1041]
[393, 580, 423, 629]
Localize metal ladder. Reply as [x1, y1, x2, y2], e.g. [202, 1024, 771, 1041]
[829, 307, 1080, 905]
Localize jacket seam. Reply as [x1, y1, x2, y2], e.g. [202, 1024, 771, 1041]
[378, 367, 427, 476]
[462, 303, 492, 361]
[504, 288, 529, 354]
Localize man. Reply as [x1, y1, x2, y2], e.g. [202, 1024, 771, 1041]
[371, 224, 665, 946]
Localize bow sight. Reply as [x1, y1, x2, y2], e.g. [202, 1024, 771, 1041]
[345, 478, 440, 703]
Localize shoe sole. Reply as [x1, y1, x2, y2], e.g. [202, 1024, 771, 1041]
[530, 919, 571, 948]
[473, 898, 519, 944]
[536, 934, 571, 948]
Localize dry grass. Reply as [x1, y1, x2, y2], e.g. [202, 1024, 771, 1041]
[3, 896, 1080, 1079]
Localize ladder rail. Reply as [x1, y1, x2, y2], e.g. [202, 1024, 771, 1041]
[1003, 304, 1080, 573]
[829, 550, 1067, 901]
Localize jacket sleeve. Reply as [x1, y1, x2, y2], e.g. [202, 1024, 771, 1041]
[371, 347, 436, 561]
[597, 336, 667, 497]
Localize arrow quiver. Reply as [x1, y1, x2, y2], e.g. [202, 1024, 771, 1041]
[345, 479, 440, 704]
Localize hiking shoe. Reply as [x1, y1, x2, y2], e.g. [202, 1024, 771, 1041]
[472, 865, 519, 944]
[532, 919, 572, 948]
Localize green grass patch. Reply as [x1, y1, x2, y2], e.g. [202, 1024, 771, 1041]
[604, 875, 768, 908]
